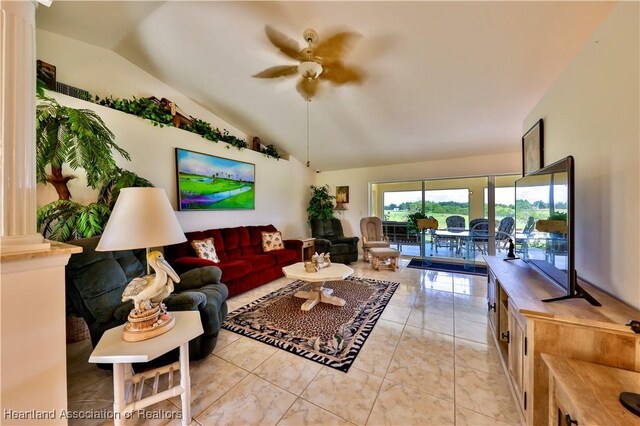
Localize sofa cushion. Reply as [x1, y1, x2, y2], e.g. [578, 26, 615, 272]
[268, 249, 298, 264]
[215, 259, 252, 281]
[330, 243, 355, 256]
[242, 254, 276, 271]
[67, 257, 130, 324]
[220, 227, 248, 259]
[191, 238, 220, 263]
[169, 230, 208, 258]
[248, 225, 277, 253]
[177, 266, 223, 291]
[261, 231, 284, 252]
[204, 229, 227, 261]
[113, 250, 146, 280]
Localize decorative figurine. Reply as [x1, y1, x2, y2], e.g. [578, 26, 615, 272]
[311, 252, 331, 271]
[504, 238, 518, 260]
[304, 261, 317, 273]
[120, 251, 180, 341]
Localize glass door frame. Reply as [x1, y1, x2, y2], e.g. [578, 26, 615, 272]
[369, 172, 519, 262]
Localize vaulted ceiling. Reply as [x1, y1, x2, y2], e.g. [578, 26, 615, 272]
[36, 1, 614, 171]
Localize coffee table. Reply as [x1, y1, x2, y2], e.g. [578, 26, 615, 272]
[282, 262, 354, 311]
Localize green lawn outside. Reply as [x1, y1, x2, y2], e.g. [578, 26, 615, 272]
[384, 210, 469, 227]
[384, 208, 565, 231]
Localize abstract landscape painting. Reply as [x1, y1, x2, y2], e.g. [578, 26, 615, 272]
[176, 148, 255, 210]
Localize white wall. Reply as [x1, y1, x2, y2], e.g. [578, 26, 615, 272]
[315, 151, 520, 238]
[36, 31, 313, 237]
[524, 2, 639, 308]
[36, 30, 246, 140]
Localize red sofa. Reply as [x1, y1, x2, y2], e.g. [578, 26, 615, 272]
[164, 225, 302, 297]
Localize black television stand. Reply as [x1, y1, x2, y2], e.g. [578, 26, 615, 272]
[542, 282, 601, 306]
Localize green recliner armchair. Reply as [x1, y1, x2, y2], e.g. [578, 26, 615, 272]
[310, 218, 359, 264]
[65, 236, 228, 365]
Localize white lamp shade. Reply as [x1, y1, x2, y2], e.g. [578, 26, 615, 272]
[96, 187, 186, 251]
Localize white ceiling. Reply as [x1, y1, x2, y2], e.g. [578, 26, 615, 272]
[36, 1, 614, 171]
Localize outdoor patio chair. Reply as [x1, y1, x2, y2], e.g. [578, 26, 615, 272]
[516, 216, 536, 256]
[468, 218, 490, 255]
[435, 215, 466, 253]
[495, 216, 515, 251]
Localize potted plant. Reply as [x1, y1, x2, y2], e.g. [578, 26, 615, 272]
[307, 185, 335, 223]
[535, 212, 568, 234]
[406, 211, 427, 234]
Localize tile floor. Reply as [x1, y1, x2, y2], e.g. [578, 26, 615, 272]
[66, 258, 522, 426]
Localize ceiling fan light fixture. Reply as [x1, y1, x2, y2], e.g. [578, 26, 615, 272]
[298, 61, 323, 79]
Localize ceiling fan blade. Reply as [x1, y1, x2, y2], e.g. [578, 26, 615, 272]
[296, 77, 320, 100]
[253, 65, 299, 79]
[265, 25, 302, 60]
[320, 62, 366, 85]
[313, 31, 360, 63]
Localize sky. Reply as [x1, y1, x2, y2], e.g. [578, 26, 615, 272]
[177, 149, 255, 182]
[384, 188, 514, 205]
[383, 184, 567, 207]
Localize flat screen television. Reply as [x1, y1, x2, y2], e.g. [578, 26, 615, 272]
[515, 156, 599, 305]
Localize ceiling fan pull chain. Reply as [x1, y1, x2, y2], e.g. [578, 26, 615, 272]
[306, 99, 311, 167]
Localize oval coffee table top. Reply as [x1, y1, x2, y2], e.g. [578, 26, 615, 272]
[282, 262, 354, 282]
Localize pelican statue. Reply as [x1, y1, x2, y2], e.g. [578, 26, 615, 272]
[122, 251, 180, 314]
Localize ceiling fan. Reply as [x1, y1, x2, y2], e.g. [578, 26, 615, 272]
[253, 26, 365, 100]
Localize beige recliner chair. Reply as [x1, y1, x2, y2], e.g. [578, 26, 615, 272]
[360, 216, 391, 262]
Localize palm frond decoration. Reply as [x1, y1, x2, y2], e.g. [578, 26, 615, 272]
[36, 97, 130, 200]
[37, 200, 111, 242]
[98, 167, 154, 210]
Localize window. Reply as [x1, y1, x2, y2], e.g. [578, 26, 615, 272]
[383, 191, 422, 222]
[424, 189, 469, 225]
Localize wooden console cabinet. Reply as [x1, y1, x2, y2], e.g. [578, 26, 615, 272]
[485, 256, 640, 425]
[542, 353, 640, 425]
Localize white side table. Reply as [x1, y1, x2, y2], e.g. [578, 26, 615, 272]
[292, 237, 315, 261]
[89, 311, 203, 426]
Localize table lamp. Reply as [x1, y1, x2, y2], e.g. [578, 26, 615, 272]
[96, 187, 187, 342]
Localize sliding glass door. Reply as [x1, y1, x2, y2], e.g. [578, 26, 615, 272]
[371, 174, 520, 265]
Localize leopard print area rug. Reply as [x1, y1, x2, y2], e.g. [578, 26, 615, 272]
[222, 276, 399, 372]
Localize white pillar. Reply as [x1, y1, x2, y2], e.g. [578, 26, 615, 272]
[1, 0, 49, 252]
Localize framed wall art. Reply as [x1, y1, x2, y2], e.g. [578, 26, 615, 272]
[336, 186, 349, 203]
[175, 148, 255, 210]
[522, 119, 544, 176]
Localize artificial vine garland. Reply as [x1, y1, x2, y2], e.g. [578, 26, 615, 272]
[94, 95, 280, 159]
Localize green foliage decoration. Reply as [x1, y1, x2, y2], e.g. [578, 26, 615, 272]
[95, 96, 174, 127]
[406, 211, 427, 234]
[307, 185, 335, 223]
[220, 129, 248, 150]
[98, 167, 154, 210]
[37, 200, 111, 242]
[548, 211, 568, 221]
[36, 78, 46, 98]
[36, 97, 130, 200]
[184, 118, 222, 141]
[94, 94, 268, 155]
[261, 144, 280, 160]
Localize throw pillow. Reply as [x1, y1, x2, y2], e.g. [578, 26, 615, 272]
[262, 231, 284, 252]
[191, 238, 220, 263]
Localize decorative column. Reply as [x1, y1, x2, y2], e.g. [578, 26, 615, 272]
[1, 0, 49, 252]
